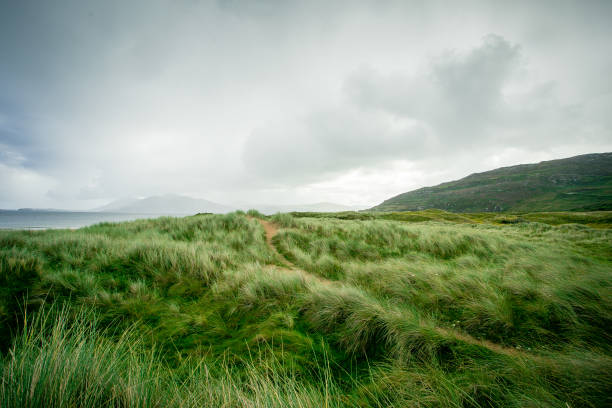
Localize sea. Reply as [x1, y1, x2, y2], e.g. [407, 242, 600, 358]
[0, 210, 173, 230]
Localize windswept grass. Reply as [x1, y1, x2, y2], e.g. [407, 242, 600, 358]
[274, 217, 612, 349]
[1, 306, 164, 407]
[0, 305, 348, 408]
[290, 209, 612, 228]
[1, 211, 611, 407]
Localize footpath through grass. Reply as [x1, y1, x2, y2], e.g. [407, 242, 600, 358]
[0, 211, 611, 407]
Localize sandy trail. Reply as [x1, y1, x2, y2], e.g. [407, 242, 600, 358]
[258, 218, 279, 249]
[253, 217, 297, 268]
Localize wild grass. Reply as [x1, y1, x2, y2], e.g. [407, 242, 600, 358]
[274, 217, 612, 349]
[0, 211, 611, 407]
[291, 209, 612, 228]
[0, 305, 348, 408]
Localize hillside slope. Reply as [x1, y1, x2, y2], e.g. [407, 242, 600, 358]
[371, 152, 612, 212]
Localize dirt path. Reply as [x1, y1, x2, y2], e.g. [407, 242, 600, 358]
[258, 218, 279, 249]
[250, 216, 537, 360]
[253, 217, 297, 268]
[435, 328, 531, 358]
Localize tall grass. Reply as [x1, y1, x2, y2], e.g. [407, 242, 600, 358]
[0, 212, 610, 407]
[290, 209, 612, 228]
[273, 218, 612, 349]
[0, 306, 164, 407]
[0, 306, 349, 408]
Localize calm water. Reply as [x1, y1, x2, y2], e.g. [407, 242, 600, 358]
[0, 211, 174, 230]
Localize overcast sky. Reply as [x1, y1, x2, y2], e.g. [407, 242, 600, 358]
[1, 0, 611, 209]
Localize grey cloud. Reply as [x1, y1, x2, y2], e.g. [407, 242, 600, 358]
[243, 33, 611, 186]
[430, 35, 520, 128]
[1, 1, 611, 208]
[243, 108, 432, 185]
[0, 162, 56, 208]
[346, 35, 522, 142]
[243, 35, 525, 182]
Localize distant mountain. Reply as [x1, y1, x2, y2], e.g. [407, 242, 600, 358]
[247, 202, 367, 215]
[96, 194, 234, 214]
[371, 153, 612, 213]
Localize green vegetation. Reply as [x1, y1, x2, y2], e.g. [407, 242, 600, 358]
[290, 209, 612, 228]
[1, 212, 611, 407]
[1, 305, 343, 407]
[371, 152, 612, 212]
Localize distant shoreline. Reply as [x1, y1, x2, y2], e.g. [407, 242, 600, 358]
[0, 210, 179, 230]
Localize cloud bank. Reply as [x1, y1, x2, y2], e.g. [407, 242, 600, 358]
[1, 0, 610, 209]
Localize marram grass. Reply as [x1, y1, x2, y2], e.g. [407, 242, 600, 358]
[0, 305, 347, 408]
[0, 211, 611, 407]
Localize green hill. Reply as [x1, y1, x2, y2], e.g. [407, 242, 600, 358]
[371, 152, 612, 213]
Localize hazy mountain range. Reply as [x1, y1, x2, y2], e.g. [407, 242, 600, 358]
[95, 194, 364, 215]
[95, 194, 234, 214]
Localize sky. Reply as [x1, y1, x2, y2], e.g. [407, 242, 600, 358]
[1, 0, 611, 210]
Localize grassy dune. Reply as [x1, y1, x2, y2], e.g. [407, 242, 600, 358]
[1, 212, 611, 407]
